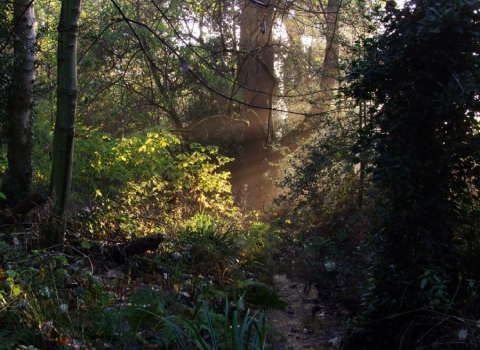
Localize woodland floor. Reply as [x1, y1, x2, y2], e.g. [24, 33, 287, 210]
[267, 261, 348, 350]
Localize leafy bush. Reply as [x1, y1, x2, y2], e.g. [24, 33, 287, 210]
[174, 212, 247, 282]
[71, 126, 234, 238]
[155, 212, 285, 311]
[277, 107, 362, 214]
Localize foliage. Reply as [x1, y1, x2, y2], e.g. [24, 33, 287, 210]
[155, 212, 285, 310]
[172, 212, 249, 282]
[0, 207, 284, 348]
[276, 100, 366, 214]
[28, 124, 236, 238]
[12, 0, 480, 348]
[345, 0, 480, 348]
[160, 299, 272, 350]
[71, 127, 234, 238]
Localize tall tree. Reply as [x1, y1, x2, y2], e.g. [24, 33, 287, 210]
[45, 0, 82, 247]
[231, 0, 345, 209]
[279, 0, 343, 153]
[232, 0, 278, 210]
[3, 0, 36, 205]
[310, 0, 341, 115]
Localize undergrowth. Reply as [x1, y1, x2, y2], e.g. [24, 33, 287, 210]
[0, 207, 286, 349]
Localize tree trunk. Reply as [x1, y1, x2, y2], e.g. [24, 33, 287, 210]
[275, 0, 342, 158]
[44, 0, 82, 248]
[3, 0, 36, 205]
[310, 0, 341, 115]
[231, 0, 278, 210]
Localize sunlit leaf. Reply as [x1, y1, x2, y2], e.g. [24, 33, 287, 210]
[11, 286, 21, 296]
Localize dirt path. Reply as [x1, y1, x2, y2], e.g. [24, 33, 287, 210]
[268, 274, 344, 349]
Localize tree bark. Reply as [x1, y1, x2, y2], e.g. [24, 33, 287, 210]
[107, 234, 165, 264]
[310, 0, 341, 115]
[231, 0, 278, 210]
[4, 0, 36, 205]
[231, 1, 342, 210]
[274, 0, 342, 158]
[44, 0, 82, 248]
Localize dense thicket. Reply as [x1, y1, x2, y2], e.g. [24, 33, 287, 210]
[347, 0, 480, 347]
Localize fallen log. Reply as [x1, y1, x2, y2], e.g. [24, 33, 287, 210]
[104, 234, 165, 264]
[1, 191, 48, 225]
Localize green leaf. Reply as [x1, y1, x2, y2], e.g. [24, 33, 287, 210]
[202, 301, 218, 350]
[81, 241, 92, 249]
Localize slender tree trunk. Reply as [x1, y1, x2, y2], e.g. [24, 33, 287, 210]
[44, 0, 82, 248]
[357, 100, 366, 209]
[4, 0, 36, 205]
[232, 0, 278, 210]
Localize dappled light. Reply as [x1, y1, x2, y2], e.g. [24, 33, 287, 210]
[0, 0, 479, 349]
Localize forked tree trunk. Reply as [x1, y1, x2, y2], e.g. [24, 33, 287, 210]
[232, 0, 342, 210]
[44, 0, 82, 248]
[277, 0, 342, 155]
[4, 0, 36, 205]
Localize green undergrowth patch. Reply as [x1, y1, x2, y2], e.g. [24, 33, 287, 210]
[0, 209, 286, 349]
[0, 125, 289, 348]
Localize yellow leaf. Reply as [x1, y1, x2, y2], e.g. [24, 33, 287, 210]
[12, 285, 21, 296]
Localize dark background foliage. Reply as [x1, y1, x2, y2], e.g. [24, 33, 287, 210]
[346, 0, 480, 347]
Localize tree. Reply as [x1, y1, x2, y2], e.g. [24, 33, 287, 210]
[310, 0, 341, 115]
[231, 0, 278, 210]
[348, 0, 480, 347]
[274, 0, 345, 155]
[3, 0, 36, 205]
[45, 0, 82, 247]
[30, 0, 371, 217]
[0, 1, 14, 188]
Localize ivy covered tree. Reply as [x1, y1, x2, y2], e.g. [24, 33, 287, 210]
[0, 1, 13, 184]
[347, 0, 480, 347]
